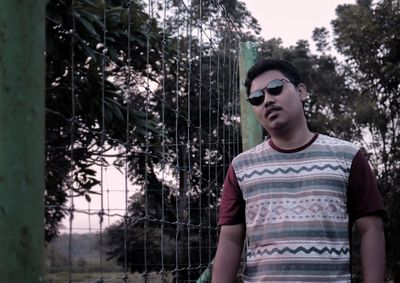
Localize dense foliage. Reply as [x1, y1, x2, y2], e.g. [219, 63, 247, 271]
[45, 0, 163, 241]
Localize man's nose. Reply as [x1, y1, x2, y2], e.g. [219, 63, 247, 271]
[262, 89, 276, 106]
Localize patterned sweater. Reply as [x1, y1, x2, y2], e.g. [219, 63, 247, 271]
[218, 134, 384, 282]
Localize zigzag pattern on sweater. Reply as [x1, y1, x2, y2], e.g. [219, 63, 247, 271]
[247, 246, 350, 257]
[237, 164, 348, 182]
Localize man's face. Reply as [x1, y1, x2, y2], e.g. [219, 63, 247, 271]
[249, 70, 307, 135]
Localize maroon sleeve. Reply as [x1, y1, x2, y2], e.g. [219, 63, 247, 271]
[347, 150, 385, 222]
[218, 165, 246, 225]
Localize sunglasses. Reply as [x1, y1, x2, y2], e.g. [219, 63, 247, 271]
[247, 79, 291, 106]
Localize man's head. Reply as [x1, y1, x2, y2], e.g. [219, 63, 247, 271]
[244, 59, 303, 95]
[244, 59, 309, 136]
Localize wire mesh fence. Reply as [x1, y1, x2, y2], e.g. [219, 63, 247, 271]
[45, 0, 244, 282]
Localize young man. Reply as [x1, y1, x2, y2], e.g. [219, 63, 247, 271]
[212, 59, 385, 282]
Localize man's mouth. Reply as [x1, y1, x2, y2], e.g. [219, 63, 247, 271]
[265, 106, 281, 117]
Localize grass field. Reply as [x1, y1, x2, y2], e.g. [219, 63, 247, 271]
[44, 271, 173, 283]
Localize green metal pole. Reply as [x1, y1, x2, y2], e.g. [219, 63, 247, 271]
[196, 41, 261, 283]
[239, 41, 262, 150]
[0, 1, 45, 282]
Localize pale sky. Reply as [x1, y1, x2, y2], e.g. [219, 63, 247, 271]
[61, 0, 356, 234]
[242, 0, 355, 51]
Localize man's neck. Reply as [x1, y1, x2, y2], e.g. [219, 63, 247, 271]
[269, 125, 314, 151]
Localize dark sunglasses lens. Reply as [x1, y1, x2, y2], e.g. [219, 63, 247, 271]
[248, 90, 265, 106]
[267, 80, 284, 95]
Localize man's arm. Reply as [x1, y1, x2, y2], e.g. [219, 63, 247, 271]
[355, 215, 385, 283]
[212, 223, 245, 283]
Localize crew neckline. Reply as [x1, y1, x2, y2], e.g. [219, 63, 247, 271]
[268, 133, 319, 153]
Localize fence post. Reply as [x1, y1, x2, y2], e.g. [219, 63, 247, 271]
[196, 41, 261, 283]
[239, 41, 262, 151]
[0, 1, 45, 282]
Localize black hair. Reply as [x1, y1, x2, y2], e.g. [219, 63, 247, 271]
[244, 59, 303, 95]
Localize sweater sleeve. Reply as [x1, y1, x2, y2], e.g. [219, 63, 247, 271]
[218, 165, 246, 225]
[347, 149, 385, 222]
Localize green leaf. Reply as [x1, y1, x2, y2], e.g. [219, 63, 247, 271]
[75, 12, 100, 40]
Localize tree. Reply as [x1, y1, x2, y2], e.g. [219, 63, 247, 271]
[106, 173, 177, 274]
[332, 0, 400, 280]
[45, 0, 163, 241]
[105, 1, 261, 280]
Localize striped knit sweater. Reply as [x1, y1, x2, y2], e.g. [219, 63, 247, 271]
[230, 134, 360, 282]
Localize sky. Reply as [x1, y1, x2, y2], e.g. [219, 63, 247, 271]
[61, 0, 356, 234]
[241, 0, 355, 52]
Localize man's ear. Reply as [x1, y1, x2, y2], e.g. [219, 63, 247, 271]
[297, 83, 309, 101]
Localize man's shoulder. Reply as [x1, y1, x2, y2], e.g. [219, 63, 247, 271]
[230, 141, 273, 168]
[315, 134, 359, 152]
[313, 134, 361, 165]
[233, 141, 270, 159]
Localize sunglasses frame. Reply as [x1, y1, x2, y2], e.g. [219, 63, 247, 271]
[247, 78, 291, 106]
